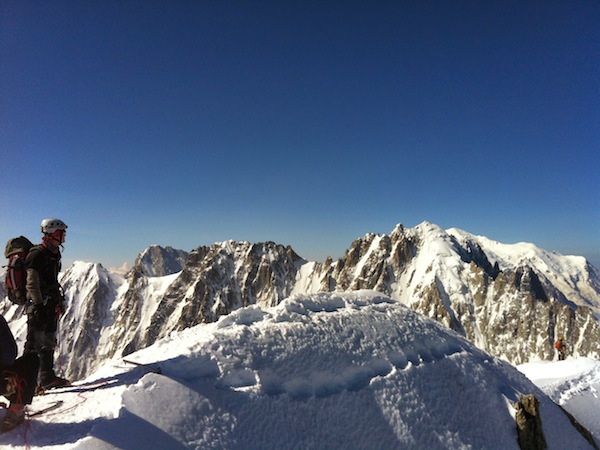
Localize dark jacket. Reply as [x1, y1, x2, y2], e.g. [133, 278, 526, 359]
[25, 244, 62, 306]
[0, 316, 17, 370]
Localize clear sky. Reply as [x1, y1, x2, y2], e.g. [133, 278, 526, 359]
[1, 1, 599, 270]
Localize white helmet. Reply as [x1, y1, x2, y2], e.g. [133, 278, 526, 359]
[41, 218, 68, 234]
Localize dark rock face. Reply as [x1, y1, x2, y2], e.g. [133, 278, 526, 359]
[133, 245, 189, 277]
[515, 394, 547, 450]
[144, 241, 305, 345]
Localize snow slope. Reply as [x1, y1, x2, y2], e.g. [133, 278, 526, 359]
[1, 291, 597, 449]
[518, 358, 600, 440]
[447, 227, 600, 316]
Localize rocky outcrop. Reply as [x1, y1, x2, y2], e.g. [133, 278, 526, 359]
[515, 394, 547, 450]
[515, 392, 598, 450]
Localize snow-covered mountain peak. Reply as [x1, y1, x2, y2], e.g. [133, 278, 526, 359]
[206, 239, 304, 263]
[65, 260, 121, 281]
[413, 220, 448, 238]
[329, 223, 599, 363]
[445, 227, 600, 316]
[447, 227, 586, 269]
[133, 245, 188, 277]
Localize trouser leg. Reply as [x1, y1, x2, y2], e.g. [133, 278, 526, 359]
[39, 339, 57, 383]
[24, 312, 58, 383]
[6, 353, 40, 405]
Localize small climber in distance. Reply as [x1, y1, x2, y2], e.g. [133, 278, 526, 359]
[554, 336, 567, 361]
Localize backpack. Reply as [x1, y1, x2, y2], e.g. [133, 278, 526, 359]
[3, 236, 34, 305]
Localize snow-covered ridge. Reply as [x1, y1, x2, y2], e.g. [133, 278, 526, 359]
[447, 227, 600, 314]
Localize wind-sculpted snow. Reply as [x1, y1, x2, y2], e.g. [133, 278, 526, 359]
[208, 293, 470, 401]
[2, 292, 596, 449]
[95, 291, 595, 449]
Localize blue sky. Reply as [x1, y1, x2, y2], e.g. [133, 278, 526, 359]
[1, 1, 599, 270]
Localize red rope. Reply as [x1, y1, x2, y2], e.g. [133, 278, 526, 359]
[23, 412, 31, 450]
[4, 371, 26, 407]
[3, 379, 110, 448]
[3, 371, 30, 449]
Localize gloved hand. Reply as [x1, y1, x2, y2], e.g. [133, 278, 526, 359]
[28, 303, 48, 327]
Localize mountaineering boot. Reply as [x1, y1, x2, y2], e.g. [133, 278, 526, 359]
[38, 347, 71, 390]
[39, 372, 71, 391]
[2, 404, 25, 432]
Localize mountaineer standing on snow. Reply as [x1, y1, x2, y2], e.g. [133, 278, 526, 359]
[24, 218, 70, 390]
[0, 315, 39, 431]
[554, 336, 567, 361]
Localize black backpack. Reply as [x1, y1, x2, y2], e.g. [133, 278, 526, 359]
[3, 236, 34, 305]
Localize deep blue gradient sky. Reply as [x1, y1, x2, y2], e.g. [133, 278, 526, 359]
[1, 1, 599, 269]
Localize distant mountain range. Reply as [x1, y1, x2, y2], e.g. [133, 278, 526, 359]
[1, 221, 599, 382]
